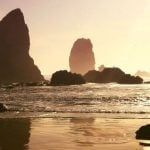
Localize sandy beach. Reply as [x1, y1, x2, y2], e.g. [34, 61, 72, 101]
[0, 113, 149, 150]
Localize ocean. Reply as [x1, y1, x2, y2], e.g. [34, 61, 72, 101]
[1, 83, 150, 116]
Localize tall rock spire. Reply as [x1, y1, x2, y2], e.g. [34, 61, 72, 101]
[0, 9, 44, 83]
[69, 38, 95, 75]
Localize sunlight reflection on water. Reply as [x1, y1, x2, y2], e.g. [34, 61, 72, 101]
[1, 83, 150, 114]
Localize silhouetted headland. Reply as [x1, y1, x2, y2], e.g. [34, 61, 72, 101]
[84, 67, 143, 84]
[69, 38, 95, 75]
[0, 9, 44, 84]
[50, 70, 85, 86]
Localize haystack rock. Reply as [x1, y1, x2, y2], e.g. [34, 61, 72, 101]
[0, 9, 44, 83]
[69, 38, 95, 75]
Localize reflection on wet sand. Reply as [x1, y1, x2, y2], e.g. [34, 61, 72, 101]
[70, 117, 134, 145]
[0, 118, 31, 150]
[0, 117, 147, 150]
[139, 141, 150, 150]
[70, 117, 95, 147]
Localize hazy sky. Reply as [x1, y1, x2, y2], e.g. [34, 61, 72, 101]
[0, 0, 150, 75]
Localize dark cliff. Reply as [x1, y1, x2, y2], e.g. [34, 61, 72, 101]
[0, 9, 44, 83]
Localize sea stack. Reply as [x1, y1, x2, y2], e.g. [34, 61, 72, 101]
[0, 9, 44, 83]
[69, 38, 95, 75]
[50, 70, 86, 86]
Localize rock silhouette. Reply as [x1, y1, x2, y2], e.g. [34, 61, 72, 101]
[69, 38, 95, 75]
[118, 74, 143, 84]
[0, 9, 44, 83]
[84, 67, 143, 84]
[50, 70, 86, 86]
[0, 119, 31, 150]
[84, 70, 102, 83]
[136, 124, 150, 146]
[136, 124, 150, 140]
[84, 67, 125, 83]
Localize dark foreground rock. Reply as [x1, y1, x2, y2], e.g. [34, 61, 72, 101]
[136, 124, 150, 140]
[69, 38, 95, 75]
[0, 9, 44, 84]
[84, 67, 143, 84]
[50, 70, 86, 86]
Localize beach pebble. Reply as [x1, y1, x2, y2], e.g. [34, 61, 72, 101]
[0, 103, 7, 112]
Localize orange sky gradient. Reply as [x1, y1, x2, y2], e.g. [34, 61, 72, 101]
[0, 0, 150, 75]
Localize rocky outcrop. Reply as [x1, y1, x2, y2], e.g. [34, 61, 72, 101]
[118, 74, 143, 84]
[84, 70, 102, 83]
[84, 67, 125, 83]
[84, 67, 143, 84]
[0, 9, 44, 83]
[136, 124, 150, 140]
[100, 67, 125, 83]
[50, 70, 86, 86]
[69, 38, 95, 75]
[136, 124, 150, 147]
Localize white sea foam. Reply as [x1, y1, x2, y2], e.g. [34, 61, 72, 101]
[0, 83, 150, 115]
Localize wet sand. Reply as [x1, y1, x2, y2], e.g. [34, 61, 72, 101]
[0, 114, 149, 150]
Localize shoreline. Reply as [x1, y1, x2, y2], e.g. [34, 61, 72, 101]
[0, 112, 150, 119]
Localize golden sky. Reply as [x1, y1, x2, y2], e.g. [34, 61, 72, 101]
[0, 0, 150, 75]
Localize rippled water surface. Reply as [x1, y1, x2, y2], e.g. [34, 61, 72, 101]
[0, 83, 150, 114]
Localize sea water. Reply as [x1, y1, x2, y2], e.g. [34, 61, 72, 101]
[0, 83, 150, 115]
